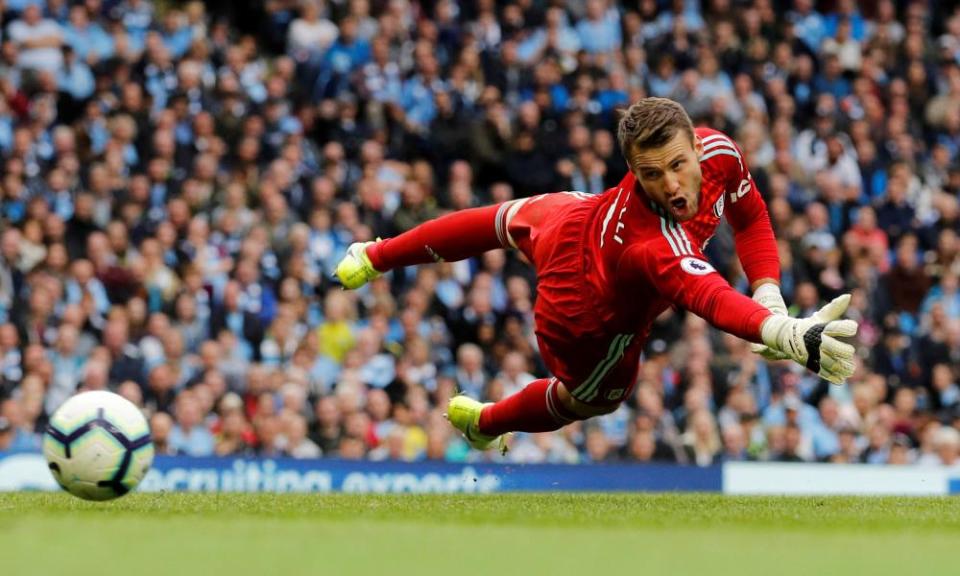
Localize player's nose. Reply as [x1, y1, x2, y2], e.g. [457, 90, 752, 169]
[664, 173, 681, 194]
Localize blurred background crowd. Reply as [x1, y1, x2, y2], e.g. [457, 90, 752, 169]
[2, 0, 960, 466]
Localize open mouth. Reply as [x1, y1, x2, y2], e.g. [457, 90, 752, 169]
[669, 197, 688, 211]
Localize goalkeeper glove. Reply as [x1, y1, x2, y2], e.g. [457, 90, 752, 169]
[749, 283, 790, 360]
[759, 294, 858, 385]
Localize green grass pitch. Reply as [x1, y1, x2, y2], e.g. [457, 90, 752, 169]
[3, 492, 960, 576]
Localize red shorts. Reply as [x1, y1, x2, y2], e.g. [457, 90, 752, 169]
[496, 193, 642, 408]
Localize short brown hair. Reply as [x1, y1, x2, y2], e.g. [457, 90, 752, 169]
[617, 98, 695, 156]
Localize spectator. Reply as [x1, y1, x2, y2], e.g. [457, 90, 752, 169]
[279, 412, 322, 458]
[583, 426, 615, 463]
[716, 423, 751, 463]
[829, 427, 862, 463]
[150, 411, 177, 455]
[933, 426, 960, 466]
[7, 5, 64, 73]
[681, 409, 721, 467]
[169, 391, 215, 456]
[788, 0, 826, 52]
[0, 398, 40, 451]
[287, 0, 338, 61]
[777, 424, 808, 463]
[454, 343, 486, 400]
[576, 0, 621, 56]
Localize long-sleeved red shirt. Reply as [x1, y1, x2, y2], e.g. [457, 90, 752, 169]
[535, 128, 780, 357]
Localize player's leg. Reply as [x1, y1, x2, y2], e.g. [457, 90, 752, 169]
[336, 192, 564, 289]
[448, 338, 639, 451]
[443, 192, 602, 450]
[477, 378, 617, 434]
[446, 377, 620, 453]
[446, 377, 581, 453]
[335, 201, 520, 289]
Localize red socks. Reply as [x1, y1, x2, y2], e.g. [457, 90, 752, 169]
[366, 204, 507, 271]
[478, 378, 581, 436]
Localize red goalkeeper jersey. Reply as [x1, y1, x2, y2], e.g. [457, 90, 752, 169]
[507, 127, 780, 405]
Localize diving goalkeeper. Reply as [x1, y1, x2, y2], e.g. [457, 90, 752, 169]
[335, 98, 858, 453]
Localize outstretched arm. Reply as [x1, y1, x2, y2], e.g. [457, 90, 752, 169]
[617, 242, 772, 343]
[618, 241, 857, 384]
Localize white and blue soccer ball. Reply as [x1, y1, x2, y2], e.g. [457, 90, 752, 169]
[43, 391, 154, 501]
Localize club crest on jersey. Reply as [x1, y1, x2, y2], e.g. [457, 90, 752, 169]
[680, 257, 716, 276]
[713, 195, 725, 218]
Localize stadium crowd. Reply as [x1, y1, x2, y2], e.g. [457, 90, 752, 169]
[1, 0, 960, 466]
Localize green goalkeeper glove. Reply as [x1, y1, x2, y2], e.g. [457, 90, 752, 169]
[759, 294, 859, 385]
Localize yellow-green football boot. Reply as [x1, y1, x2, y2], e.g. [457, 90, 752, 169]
[335, 241, 382, 289]
[445, 396, 509, 455]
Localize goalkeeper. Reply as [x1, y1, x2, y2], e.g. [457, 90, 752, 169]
[336, 98, 858, 453]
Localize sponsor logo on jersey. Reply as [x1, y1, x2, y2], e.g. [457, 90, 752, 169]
[680, 257, 716, 276]
[730, 177, 751, 203]
[713, 194, 725, 218]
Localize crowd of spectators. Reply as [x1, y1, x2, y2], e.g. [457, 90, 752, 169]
[2, 0, 960, 467]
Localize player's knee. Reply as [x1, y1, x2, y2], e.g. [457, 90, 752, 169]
[555, 382, 621, 418]
[577, 402, 620, 417]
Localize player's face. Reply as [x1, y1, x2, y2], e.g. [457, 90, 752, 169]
[628, 132, 703, 221]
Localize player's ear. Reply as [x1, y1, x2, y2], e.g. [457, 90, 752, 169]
[694, 135, 703, 159]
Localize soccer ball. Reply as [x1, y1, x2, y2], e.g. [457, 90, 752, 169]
[43, 391, 154, 501]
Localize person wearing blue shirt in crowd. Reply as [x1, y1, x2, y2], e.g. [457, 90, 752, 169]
[63, 5, 114, 63]
[823, 0, 867, 42]
[168, 391, 215, 457]
[651, 0, 706, 39]
[314, 16, 371, 100]
[921, 273, 960, 321]
[57, 46, 95, 100]
[0, 400, 41, 452]
[576, 0, 621, 55]
[763, 390, 822, 435]
[788, 0, 827, 52]
[401, 56, 445, 134]
[814, 54, 852, 101]
[516, 7, 580, 66]
[160, 10, 194, 59]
